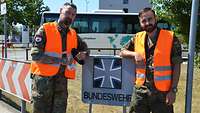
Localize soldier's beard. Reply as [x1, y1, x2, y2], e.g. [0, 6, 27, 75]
[63, 18, 72, 27]
[142, 23, 157, 33]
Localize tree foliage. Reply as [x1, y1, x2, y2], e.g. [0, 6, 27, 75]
[150, 0, 200, 52]
[0, 0, 49, 34]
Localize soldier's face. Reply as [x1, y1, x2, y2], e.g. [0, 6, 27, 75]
[59, 5, 76, 26]
[139, 11, 157, 33]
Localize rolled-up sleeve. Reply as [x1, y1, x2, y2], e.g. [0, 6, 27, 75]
[77, 35, 89, 53]
[171, 37, 183, 64]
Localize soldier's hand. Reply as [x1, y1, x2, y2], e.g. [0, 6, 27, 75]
[166, 91, 176, 105]
[76, 51, 87, 60]
[134, 53, 144, 64]
[71, 48, 88, 65]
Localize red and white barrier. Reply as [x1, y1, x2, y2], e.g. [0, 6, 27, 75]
[0, 59, 31, 102]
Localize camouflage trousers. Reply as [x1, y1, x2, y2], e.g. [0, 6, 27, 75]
[31, 73, 68, 113]
[129, 85, 174, 113]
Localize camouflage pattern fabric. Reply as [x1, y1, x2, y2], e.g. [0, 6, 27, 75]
[31, 73, 68, 113]
[129, 85, 174, 113]
[123, 28, 182, 113]
[31, 22, 88, 113]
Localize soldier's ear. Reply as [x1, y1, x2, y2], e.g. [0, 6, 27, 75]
[155, 16, 158, 22]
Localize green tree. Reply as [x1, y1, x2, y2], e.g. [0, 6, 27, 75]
[150, 0, 200, 67]
[0, 0, 49, 34]
[23, 0, 50, 29]
[150, 0, 200, 51]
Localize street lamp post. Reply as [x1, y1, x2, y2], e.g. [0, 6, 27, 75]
[185, 0, 199, 113]
[85, 0, 89, 12]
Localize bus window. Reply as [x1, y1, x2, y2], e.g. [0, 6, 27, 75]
[44, 17, 58, 23]
[91, 15, 124, 33]
[92, 22, 99, 32]
[134, 23, 141, 33]
[73, 17, 89, 33]
[123, 15, 140, 34]
[91, 17, 110, 33]
[111, 18, 124, 33]
[126, 24, 132, 33]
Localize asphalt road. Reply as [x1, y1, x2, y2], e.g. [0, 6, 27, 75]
[0, 100, 20, 113]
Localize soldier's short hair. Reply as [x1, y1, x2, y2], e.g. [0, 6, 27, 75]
[63, 2, 77, 11]
[138, 7, 156, 18]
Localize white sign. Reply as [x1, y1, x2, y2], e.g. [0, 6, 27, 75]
[82, 55, 135, 106]
[1, 3, 6, 15]
[22, 25, 30, 43]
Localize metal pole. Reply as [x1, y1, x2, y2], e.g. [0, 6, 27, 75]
[89, 103, 92, 113]
[4, 14, 7, 58]
[114, 49, 116, 56]
[26, 48, 29, 60]
[123, 106, 126, 113]
[1, 44, 4, 58]
[85, 0, 89, 12]
[21, 100, 26, 113]
[0, 90, 2, 100]
[185, 0, 199, 113]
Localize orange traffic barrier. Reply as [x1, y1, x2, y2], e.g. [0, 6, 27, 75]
[0, 59, 31, 102]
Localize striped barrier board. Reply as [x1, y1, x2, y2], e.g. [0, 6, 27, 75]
[0, 59, 31, 102]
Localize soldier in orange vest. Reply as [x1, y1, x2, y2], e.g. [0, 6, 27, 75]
[120, 7, 182, 113]
[30, 2, 89, 113]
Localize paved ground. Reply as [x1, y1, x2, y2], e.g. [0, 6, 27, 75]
[0, 100, 20, 113]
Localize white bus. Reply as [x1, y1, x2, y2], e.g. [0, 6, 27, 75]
[40, 12, 171, 54]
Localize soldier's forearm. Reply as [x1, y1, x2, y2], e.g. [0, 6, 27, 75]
[120, 49, 136, 59]
[32, 53, 63, 64]
[171, 63, 181, 88]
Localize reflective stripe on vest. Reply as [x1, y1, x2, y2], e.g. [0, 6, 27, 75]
[134, 29, 173, 91]
[31, 22, 77, 79]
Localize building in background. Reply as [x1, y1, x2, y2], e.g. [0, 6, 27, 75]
[99, 0, 151, 13]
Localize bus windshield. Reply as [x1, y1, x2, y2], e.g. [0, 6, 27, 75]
[41, 12, 141, 34]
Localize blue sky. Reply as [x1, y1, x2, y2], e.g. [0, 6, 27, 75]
[43, 0, 99, 12]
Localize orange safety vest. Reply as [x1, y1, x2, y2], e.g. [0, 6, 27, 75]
[134, 29, 174, 91]
[31, 22, 77, 79]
